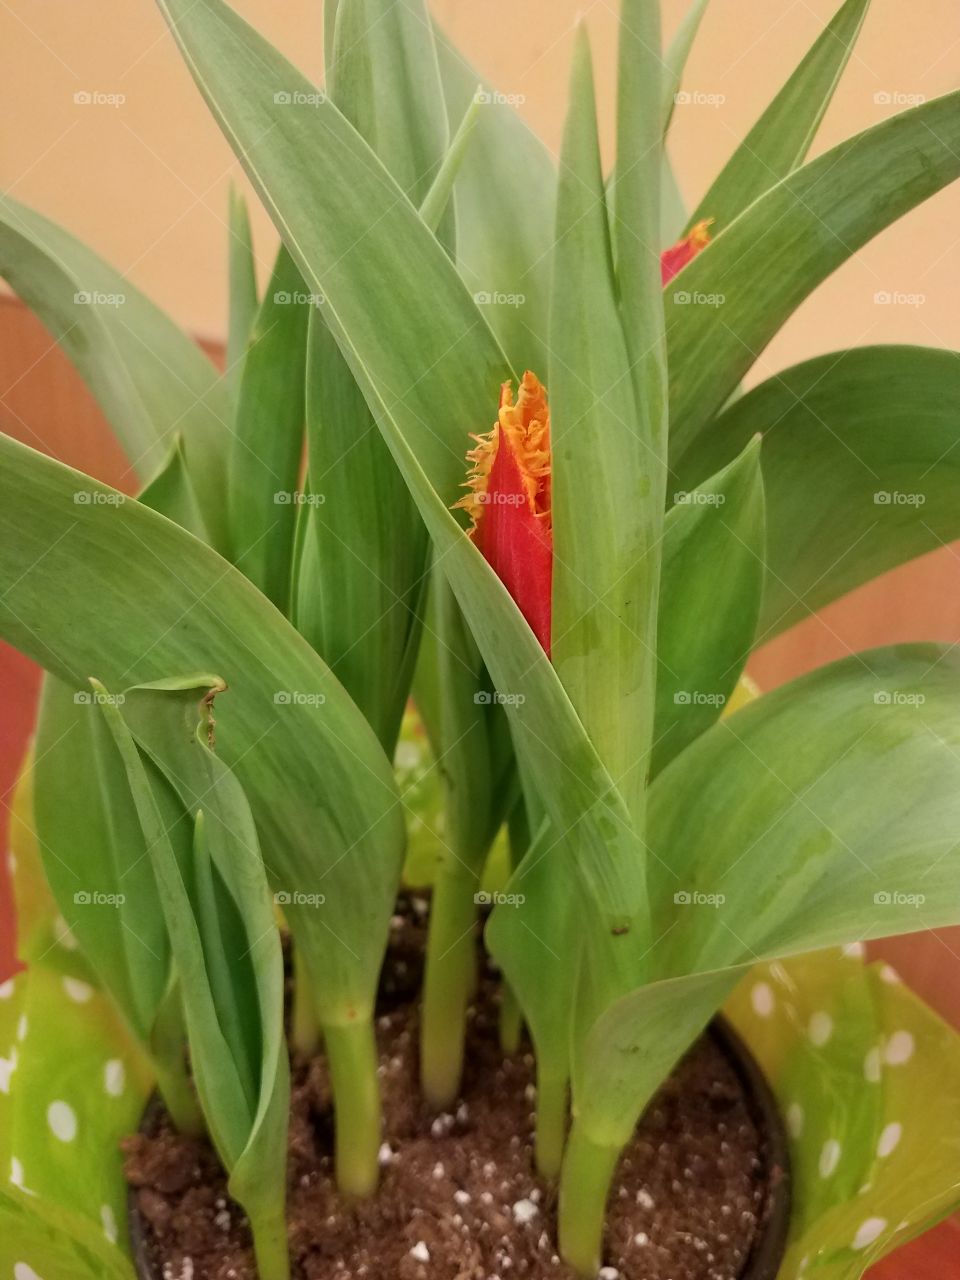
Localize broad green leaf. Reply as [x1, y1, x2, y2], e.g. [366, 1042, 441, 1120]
[154, 0, 647, 926]
[676, 345, 960, 639]
[551, 25, 653, 830]
[613, 0, 666, 420]
[687, 0, 871, 231]
[576, 646, 960, 1148]
[138, 433, 211, 541]
[653, 436, 765, 776]
[661, 0, 711, 132]
[433, 20, 555, 374]
[295, 0, 450, 750]
[667, 91, 960, 464]
[227, 244, 308, 609]
[95, 678, 289, 1277]
[226, 184, 259, 400]
[333, 0, 449, 208]
[33, 681, 172, 1045]
[0, 194, 230, 550]
[0, 434, 404, 1029]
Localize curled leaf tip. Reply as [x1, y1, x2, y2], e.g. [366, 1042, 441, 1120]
[661, 218, 714, 285]
[454, 371, 553, 654]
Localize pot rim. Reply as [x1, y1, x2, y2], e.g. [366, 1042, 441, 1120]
[711, 1015, 792, 1280]
[128, 1015, 791, 1280]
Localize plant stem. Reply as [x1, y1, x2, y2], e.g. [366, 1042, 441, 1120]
[249, 1201, 290, 1280]
[324, 1017, 381, 1198]
[149, 986, 204, 1137]
[534, 1068, 568, 1181]
[292, 945, 321, 1056]
[152, 1051, 204, 1137]
[499, 981, 523, 1054]
[420, 866, 478, 1108]
[557, 1119, 621, 1277]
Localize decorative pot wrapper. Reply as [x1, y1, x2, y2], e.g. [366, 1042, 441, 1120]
[3, 748, 960, 1280]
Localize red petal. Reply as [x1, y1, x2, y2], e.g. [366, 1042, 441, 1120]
[472, 428, 553, 655]
[661, 219, 713, 286]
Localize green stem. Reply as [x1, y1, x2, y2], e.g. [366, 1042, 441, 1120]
[292, 945, 321, 1057]
[535, 1068, 568, 1181]
[324, 1017, 381, 1198]
[558, 1120, 621, 1277]
[499, 982, 523, 1055]
[149, 985, 204, 1137]
[151, 1051, 204, 1137]
[249, 1202, 290, 1280]
[420, 868, 478, 1108]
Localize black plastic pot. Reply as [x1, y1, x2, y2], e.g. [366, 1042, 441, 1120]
[129, 1015, 791, 1280]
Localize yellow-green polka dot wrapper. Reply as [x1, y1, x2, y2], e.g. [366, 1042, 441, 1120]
[726, 948, 960, 1277]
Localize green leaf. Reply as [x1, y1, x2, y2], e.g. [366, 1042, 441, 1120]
[295, 0, 451, 750]
[297, 318, 426, 749]
[33, 681, 173, 1045]
[667, 91, 960, 464]
[676, 345, 960, 639]
[419, 94, 483, 236]
[94, 678, 289, 1278]
[653, 436, 765, 776]
[0, 434, 403, 1032]
[0, 194, 230, 551]
[614, 0, 667, 423]
[576, 645, 960, 1148]
[226, 184, 259, 400]
[138, 433, 211, 541]
[661, 0, 711, 133]
[227, 244, 308, 609]
[153, 0, 646, 925]
[551, 24, 654, 829]
[687, 0, 871, 231]
[433, 19, 555, 374]
[332, 0, 450, 208]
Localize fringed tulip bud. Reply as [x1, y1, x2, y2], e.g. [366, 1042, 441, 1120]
[454, 371, 553, 654]
[660, 219, 713, 285]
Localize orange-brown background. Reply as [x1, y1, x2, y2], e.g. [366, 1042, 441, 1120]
[2, 1, 959, 1273]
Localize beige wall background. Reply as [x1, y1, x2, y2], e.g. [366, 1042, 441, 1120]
[2, 0, 958, 357]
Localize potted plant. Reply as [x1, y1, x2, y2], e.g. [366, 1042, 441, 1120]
[3, 0, 960, 1276]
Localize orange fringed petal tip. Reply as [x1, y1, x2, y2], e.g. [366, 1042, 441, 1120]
[454, 371, 553, 655]
[660, 219, 713, 286]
